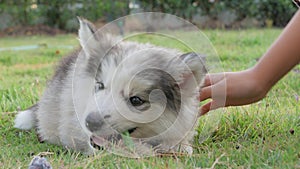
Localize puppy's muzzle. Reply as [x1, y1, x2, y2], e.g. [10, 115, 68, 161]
[85, 112, 104, 132]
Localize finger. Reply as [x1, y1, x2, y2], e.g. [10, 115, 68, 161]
[199, 101, 211, 115]
[202, 74, 212, 87]
[199, 86, 212, 101]
[200, 74, 227, 102]
[202, 73, 226, 87]
[199, 100, 223, 116]
[209, 100, 223, 111]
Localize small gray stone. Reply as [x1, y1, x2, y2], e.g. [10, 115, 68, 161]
[28, 156, 52, 169]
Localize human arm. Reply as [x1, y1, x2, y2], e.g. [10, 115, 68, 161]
[200, 10, 300, 115]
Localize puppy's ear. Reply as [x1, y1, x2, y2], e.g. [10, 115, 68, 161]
[77, 17, 114, 59]
[78, 17, 97, 43]
[178, 52, 207, 91]
[77, 17, 98, 56]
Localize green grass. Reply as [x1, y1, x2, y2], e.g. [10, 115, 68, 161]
[0, 29, 299, 168]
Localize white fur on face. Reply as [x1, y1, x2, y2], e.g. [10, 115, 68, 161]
[83, 43, 199, 138]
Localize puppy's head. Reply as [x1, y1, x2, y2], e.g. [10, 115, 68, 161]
[76, 18, 206, 151]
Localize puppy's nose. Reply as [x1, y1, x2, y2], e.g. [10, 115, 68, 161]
[85, 112, 104, 132]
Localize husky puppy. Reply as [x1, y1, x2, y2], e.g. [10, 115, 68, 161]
[14, 18, 206, 155]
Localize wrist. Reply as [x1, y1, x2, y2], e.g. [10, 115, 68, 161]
[247, 67, 270, 100]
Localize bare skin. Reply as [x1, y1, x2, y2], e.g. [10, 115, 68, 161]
[200, 10, 300, 115]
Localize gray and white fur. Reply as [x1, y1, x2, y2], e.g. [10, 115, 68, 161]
[14, 18, 206, 156]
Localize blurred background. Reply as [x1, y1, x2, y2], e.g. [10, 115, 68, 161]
[0, 0, 298, 36]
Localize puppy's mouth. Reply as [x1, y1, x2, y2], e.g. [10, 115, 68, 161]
[126, 127, 137, 135]
[90, 127, 138, 150]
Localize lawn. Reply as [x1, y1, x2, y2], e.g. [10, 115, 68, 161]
[0, 29, 299, 168]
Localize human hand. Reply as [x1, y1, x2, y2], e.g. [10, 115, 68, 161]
[199, 10, 300, 115]
[199, 69, 269, 115]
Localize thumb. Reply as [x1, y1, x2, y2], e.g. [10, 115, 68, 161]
[200, 101, 211, 115]
[199, 100, 223, 116]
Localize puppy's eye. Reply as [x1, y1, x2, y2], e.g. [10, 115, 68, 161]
[95, 82, 104, 92]
[129, 96, 144, 106]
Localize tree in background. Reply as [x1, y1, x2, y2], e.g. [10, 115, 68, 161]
[139, 0, 197, 22]
[194, 0, 297, 27]
[254, 0, 297, 27]
[0, 0, 297, 31]
[0, 0, 34, 27]
[0, 0, 129, 31]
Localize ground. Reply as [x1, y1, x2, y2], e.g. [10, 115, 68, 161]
[0, 29, 299, 168]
